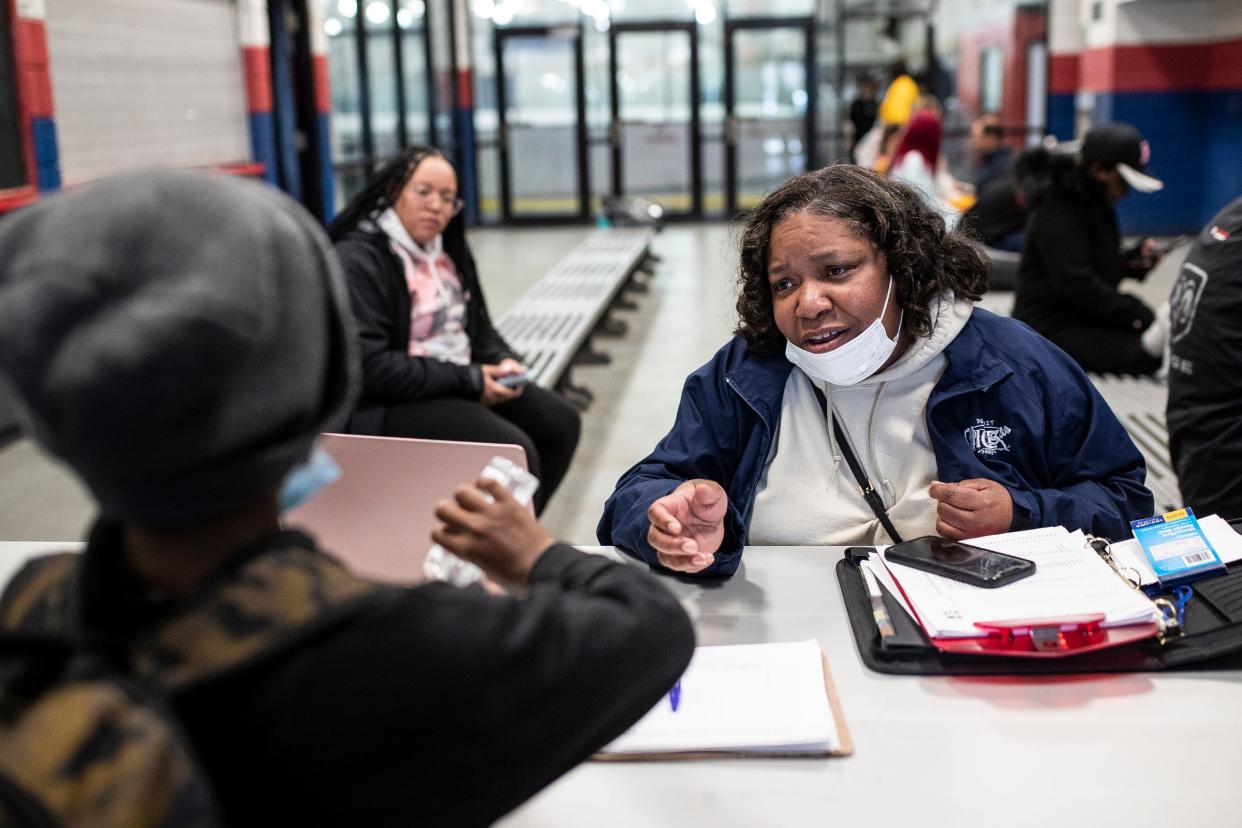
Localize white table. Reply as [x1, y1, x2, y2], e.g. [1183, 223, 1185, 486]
[0, 541, 76, 589]
[7, 541, 1239, 825]
[500, 546, 1242, 828]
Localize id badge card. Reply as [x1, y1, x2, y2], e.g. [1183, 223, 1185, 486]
[1130, 508, 1225, 585]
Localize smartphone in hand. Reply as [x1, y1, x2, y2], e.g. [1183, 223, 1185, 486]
[496, 372, 529, 389]
[885, 536, 1035, 588]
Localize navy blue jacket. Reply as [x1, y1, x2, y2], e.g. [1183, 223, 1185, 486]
[598, 309, 1153, 577]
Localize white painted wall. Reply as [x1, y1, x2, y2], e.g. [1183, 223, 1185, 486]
[1049, 0, 1084, 55]
[45, 0, 250, 185]
[1084, 0, 1242, 48]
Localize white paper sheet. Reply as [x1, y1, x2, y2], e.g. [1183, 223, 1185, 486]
[600, 639, 840, 755]
[879, 528, 1159, 639]
[864, 553, 914, 618]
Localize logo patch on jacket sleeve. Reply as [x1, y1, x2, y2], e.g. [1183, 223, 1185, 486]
[964, 419, 1011, 455]
[1169, 261, 1208, 344]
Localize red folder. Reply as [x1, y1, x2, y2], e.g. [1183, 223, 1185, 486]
[931, 614, 1161, 658]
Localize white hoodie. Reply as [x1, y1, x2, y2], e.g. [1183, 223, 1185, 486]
[748, 295, 974, 546]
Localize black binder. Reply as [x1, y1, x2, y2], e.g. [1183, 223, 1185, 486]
[835, 519, 1242, 675]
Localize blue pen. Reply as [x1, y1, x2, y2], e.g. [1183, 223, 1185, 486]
[668, 680, 681, 712]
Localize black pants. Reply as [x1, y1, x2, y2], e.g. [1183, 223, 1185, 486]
[381, 386, 581, 514]
[1043, 326, 1161, 376]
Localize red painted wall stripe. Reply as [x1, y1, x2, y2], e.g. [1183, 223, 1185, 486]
[10, 14, 52, 188]
[0, 185, 37, 213]
[13, 18, 47, 66]
[241, 45, 273, 113]
[213, 162, 267, 177]
[1049, 53, 1080, 95]
[1206, 38, 1242, 90]
[1079, 38, 1242, 93]
[312, 54, 330, 115]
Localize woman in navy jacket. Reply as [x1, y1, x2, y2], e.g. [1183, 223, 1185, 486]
[598, 165, 1153, 577]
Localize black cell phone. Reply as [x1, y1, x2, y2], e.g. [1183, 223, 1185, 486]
[885, 535, 1036, 588]
[496, 372, 528, 388]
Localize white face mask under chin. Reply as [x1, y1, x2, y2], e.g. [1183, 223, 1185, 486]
[783, 277, 903, 386]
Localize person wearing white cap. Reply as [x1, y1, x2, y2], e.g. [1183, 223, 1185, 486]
[1013, 122, 1168, 375]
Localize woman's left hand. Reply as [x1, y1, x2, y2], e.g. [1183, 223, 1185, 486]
[928, 478, 1013, 540]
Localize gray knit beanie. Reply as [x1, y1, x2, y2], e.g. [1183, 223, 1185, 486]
[0, 170, 357, 525]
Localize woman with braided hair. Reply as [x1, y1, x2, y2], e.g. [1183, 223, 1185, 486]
[330, 147, 580, 513]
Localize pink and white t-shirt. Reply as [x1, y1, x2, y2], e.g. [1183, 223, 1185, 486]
[377, 209, 472, 365]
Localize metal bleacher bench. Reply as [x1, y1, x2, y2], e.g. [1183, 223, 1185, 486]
[494, 226, 656, 408]
[977, 290, 1181, 511]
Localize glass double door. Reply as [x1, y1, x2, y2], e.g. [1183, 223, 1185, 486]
[724, 17, 816, 213]
[495, 25, 589, 223]
[608, 22, 702, 219]
[321, 0, 436, 209]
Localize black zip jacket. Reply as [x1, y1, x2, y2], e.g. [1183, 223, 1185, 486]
[72, 522, 695, 827]
[335, 219, 519, 434]
[1013, 155, 1156, 334]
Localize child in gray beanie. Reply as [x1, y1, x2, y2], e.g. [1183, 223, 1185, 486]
[0, 170, 692, 826]
[0, 170, 357, 525]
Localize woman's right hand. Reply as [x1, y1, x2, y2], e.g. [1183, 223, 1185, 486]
[646, 479, 728, 573]
[479, 363, 523, 406]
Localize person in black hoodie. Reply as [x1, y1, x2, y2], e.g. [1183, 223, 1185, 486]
[1013, 123, 1167, 375]
[330, 146, 580, 513]
[0, 171, 694, 827]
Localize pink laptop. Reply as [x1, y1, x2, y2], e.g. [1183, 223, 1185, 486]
[283, 433, 528, 584]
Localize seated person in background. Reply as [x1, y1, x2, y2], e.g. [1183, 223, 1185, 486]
[962, 144, 1063, 254]
[970, 114, 1015, 192]
[878, 60, 919, 129]
[330, 146, 580, 513]
[848, 75, 879, 163]
[888, 107, 971, 217]
[871, 122, 904, 175]
[887, 109, 942, 203]
[856, 61, 917, 170]
[598, 165, 1152, 577]
[1167, 194, 1242, 519]
[1013, 122, 1168, 376]
[960, 173, 1026, 251]
[0, 171, 693, 826]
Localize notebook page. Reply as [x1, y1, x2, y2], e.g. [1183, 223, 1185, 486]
[880, 530, 1159, 639]
[600, 640, 839, 755]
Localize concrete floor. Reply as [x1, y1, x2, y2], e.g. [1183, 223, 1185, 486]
[0, 222, 1182, 545]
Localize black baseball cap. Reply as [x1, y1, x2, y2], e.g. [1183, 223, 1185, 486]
[1081, 122, 1163, 193]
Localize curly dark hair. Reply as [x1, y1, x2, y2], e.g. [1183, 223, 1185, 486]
[735, 164, 989, 354]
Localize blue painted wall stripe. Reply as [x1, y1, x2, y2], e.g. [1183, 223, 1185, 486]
[457, 106, 478, 225]
[248, 112, 278, 186]
[316, 112, 334, 221]
[30, 117, 60, 192]
[1048, 94, 1075, 142]
[1091, 90, 1242, 235]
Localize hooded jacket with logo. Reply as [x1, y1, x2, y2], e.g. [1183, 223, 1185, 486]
[597, 308, 1153, 577]
[1166, 195, 1242, 518]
